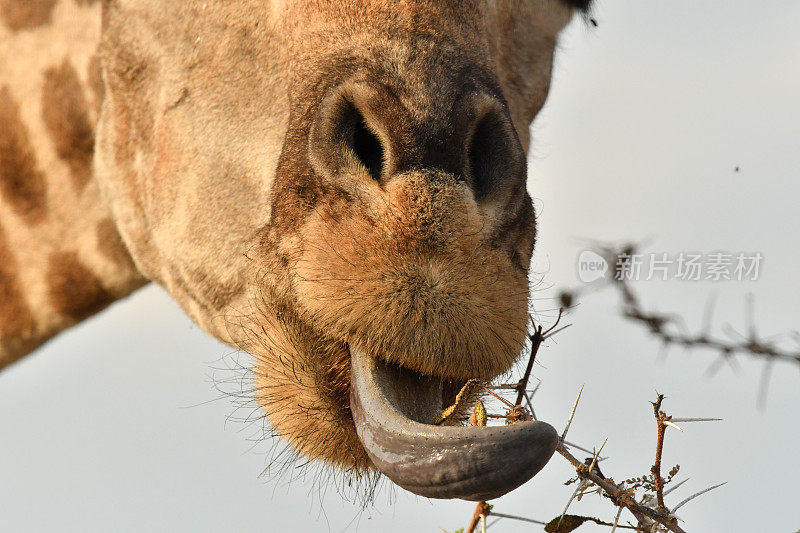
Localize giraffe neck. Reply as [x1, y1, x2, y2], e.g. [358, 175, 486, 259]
[0, 0, 147, 369]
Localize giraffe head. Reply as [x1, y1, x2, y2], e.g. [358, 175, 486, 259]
[95, 0, 588, 500]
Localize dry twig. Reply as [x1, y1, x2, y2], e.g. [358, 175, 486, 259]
[465, 501, 491, 533]
[651, 394, 668, 509]
[452, 308, 724, 533]
[560, 242, 800, 371]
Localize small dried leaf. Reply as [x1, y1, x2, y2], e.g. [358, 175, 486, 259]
[544, 515, 590, 532]
[432, 379, 479, 425]
[471, 400, 487, 426]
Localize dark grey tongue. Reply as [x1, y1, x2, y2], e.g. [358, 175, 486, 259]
[349, 345, 559, 501]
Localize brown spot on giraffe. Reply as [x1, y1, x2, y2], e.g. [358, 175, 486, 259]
[0, 225, 37, 359]
[0, 0, 58, 32]
[47, 251, 114, 321]
[96, 217, 136, 271]
[0, 86, 48, 225]
[41, 59, 95, 192]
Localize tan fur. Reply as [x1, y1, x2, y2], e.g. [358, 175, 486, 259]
[1, 0, 581, 471]
[0, 86, 48, 224]
[0, 0, 146, 367]
[0, 225, 37, 356]
[246, 294, 368, 470]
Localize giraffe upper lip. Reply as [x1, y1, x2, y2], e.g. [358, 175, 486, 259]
[348, 345, 559, 501]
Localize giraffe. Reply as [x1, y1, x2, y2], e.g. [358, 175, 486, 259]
[0, 0, 147, 363]
[1, 0, 592, 501]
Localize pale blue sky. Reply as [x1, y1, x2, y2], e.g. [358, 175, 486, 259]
[2, 2, 798, 532]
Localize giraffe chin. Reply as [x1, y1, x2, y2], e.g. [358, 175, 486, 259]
[349, 345, 559, 501]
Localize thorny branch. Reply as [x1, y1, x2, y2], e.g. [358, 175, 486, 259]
[560, 243, 800, 369]
[554, 388, 700, 533]
[556, 444, 679, 532]
[558, 242, 799, 410]
[465, 501, 490, 533]
[450, 311, 723, 533]
[512, 309, 564, 408]
[651, 394, 668, 510]
[515, 323, 543, 407]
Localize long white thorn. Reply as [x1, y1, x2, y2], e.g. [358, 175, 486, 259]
[486, 513, 545, 526]
[563, 440, 607, 460]
[588, 438, 608, 474]
[558, 480, 588, 529]
[672, 482, 727, 512]
[663, 478, 690, 496]
[610, 506, 623, 533]
[561, 384, 584, 442]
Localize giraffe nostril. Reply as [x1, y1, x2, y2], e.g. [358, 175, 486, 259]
[350, 109, 384, 182]
[309, 89, 387, 184]
[467, 102, 524, 202]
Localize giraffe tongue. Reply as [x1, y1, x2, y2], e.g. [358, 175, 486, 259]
[349, 345, 559, 501]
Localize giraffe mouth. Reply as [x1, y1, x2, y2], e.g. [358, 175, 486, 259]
[349, 345, 558, 501]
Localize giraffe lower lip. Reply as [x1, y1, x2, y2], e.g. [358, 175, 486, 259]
[349, 345, 559, 501]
